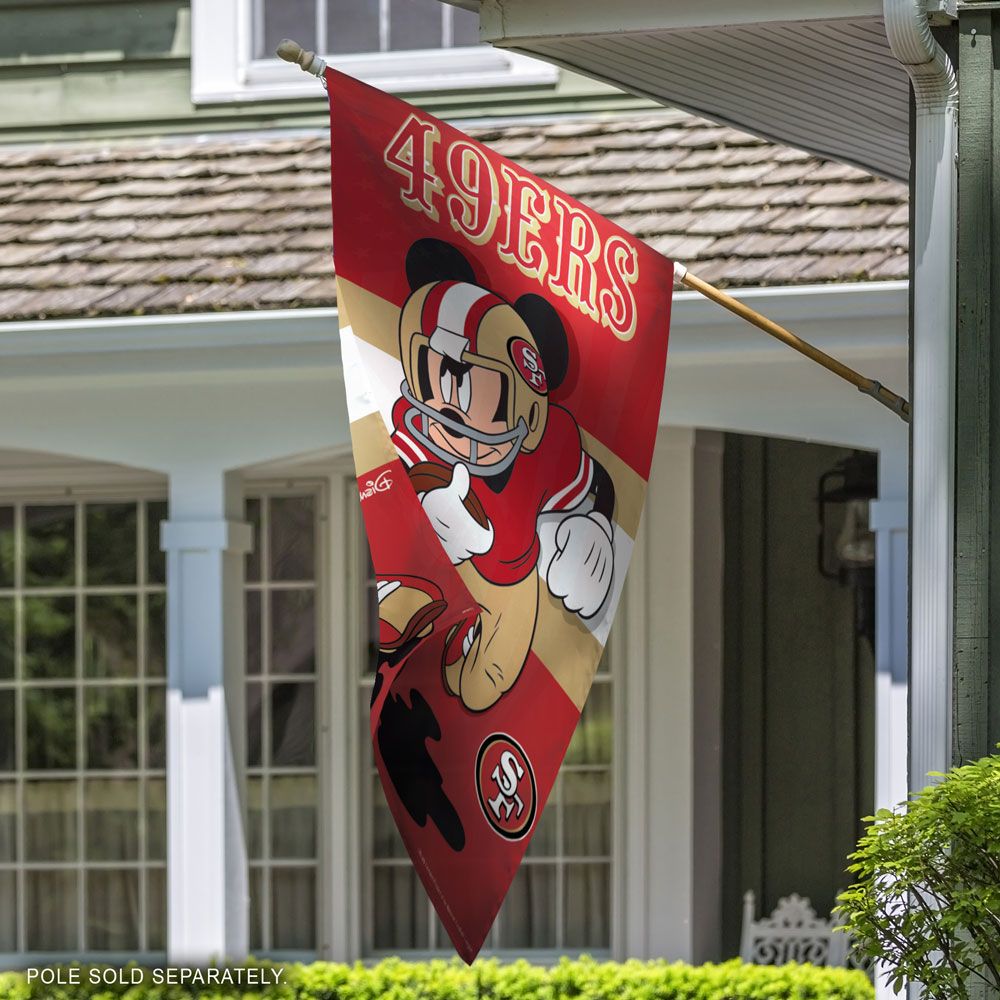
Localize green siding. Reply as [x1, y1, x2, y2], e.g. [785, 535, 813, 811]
[954, 11, 1000, 767]
[0, 0, 651, 142]
[0, 0, 189, 64]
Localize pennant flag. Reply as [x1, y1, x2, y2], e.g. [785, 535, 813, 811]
[328, 67, 673, 961]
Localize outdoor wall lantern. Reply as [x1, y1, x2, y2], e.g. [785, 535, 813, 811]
[816, 450, 877, 652]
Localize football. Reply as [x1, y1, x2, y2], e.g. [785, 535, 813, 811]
[408, 461, 489, 530]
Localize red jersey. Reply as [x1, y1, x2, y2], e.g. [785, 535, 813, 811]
[391, 398, 594, 585]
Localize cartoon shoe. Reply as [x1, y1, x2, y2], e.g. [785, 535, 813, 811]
[377, 576, 447, 654]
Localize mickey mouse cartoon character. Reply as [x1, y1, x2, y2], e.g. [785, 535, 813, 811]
[377, 239, 617, 712]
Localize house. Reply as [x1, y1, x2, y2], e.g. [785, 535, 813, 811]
[0, 0, 909, 970]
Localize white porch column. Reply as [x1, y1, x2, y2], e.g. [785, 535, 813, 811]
[619, 427, 724, 961]
[871, 449, 908, 1000]
[162, 468, 252, 964]
[871, 449, 909, 814]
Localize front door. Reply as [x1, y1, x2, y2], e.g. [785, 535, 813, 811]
[720, 434, 876, 955]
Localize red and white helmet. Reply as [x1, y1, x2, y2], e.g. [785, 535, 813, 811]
[399, 279, 550, 477]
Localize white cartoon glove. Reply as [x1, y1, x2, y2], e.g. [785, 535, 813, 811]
[419, 463, 494, 565]
[547, 511, 615, 619]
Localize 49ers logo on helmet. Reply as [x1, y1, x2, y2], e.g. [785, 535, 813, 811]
[508, 338, 548, 395]
[475, 734, 537, 840]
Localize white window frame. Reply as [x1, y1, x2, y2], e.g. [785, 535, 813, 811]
[190, 0, 558, 105]
[243, 478, 329, 962]
[0, 480, 169, 967]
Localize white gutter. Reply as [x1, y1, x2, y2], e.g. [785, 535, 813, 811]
[0, 308, 343, 386]
[0, 307, 340, 357]
[0, 282, 905, 358]
[882, 1, 958, 794]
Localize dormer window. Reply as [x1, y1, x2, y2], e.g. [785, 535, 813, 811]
[253, 0, 481, 59]
[191, 0, 557, 104]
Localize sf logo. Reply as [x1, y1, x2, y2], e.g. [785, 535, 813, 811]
[519, 346, 545, 389]
[508, 338, 548, 395]
[476, 734, 536, 840]
[488, 751, 525, 822]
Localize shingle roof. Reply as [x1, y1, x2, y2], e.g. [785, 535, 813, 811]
[0, 112, 908, 323]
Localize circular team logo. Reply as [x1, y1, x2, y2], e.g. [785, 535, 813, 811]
[508, 338, 548, 395]
[475, 733, 537, 840]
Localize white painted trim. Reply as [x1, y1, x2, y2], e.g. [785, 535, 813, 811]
[0, 953, 166, 968]
[0, 466, 164, 493]
[870, 500, 907, 533]
[609, 573, 628, 960]
[871, 459, 909, 1000]
[190, 0, 245, 106]
[164, 470, 250, 964]
[871, 458, 908, 816]
[690, 429, 724, 963]
[671, 281, 908, 327]
[161, 520, 253, 553]
[0, 490, 168, 961]
[0, 308, 341, 386]
[189, 0, 556, 105]
[618, 426, 724, 962]
[883, 0, 957, 804]
[0, 308, 339, 355]
[0, 281, 906, 369]
[241, 479, 329, 958]
[241, 50, 557, 102]
[619, 491, 649, 957]
[667, 281, 908, 367]
[478, 0, 884, 44]
[324, 467, 362, 960]
[0, 283, 906, 346]
[342, 478, 366, 960]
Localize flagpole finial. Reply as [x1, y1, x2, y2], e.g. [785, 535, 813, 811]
[276, 38, 327, 78]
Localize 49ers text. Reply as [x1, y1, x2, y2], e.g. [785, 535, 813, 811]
[383, 114, 641, 341]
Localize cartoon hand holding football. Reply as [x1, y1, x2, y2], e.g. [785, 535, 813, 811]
[409, 462, 494, 565]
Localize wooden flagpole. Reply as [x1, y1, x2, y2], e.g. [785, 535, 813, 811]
[276, 40, 912, 425]
[675, 264, 910, 422]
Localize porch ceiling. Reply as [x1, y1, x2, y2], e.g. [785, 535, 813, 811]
[465, 0, 912, 181]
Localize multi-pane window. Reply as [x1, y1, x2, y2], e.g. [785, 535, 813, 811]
[358, 533, 615, 954]
[0, 497, 167, 955]
[245, 489, 322, 955]
[253, 0, 481, 61]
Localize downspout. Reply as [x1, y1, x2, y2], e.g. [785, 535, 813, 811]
[882, 0, 958, 797]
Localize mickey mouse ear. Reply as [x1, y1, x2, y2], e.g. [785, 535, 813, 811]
[513, 294, 569, 392]
[405, 239, 477, 291]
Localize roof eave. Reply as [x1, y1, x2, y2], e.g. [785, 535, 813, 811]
[454, 0, 912, 182]
[472, 0, 884, 42]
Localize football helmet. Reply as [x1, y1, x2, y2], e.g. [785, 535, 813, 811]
[399, 280, 550, 478]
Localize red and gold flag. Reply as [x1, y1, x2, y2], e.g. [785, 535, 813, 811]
[328, 67, 673, 961]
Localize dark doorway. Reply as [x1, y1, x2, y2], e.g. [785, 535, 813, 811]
[720, 434, 876, 956]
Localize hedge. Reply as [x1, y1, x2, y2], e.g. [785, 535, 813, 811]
[0, 957, 874, 1000]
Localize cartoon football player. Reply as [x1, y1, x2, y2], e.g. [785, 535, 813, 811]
[376, 239, 617, 712]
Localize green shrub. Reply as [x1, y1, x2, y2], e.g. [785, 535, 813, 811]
[838, 751, 1000, 999]
[0, 956, 873, 1000]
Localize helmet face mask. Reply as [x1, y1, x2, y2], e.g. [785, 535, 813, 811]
[400, 379, 528, 478]
[398, 282, 550, 479]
